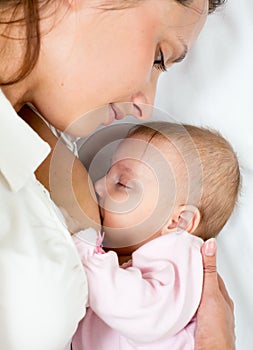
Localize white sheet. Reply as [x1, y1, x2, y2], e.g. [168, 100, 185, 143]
[155, 1, 253, 349]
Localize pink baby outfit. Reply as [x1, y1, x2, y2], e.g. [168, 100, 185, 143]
[72, 231, 203, 350]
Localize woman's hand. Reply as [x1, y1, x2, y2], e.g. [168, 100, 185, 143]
[195, 239, 236, 350]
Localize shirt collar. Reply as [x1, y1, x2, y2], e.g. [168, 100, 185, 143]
[0, 90, 51, 192]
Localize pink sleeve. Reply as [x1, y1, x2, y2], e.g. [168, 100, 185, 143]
[75, 231, 203, 343]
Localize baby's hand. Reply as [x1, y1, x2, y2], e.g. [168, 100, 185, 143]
[73, 228, 105, 261]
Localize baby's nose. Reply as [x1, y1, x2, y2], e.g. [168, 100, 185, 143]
[94, 177, 105, 199]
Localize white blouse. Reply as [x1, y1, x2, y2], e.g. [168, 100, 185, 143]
[0, 90, 88, 350]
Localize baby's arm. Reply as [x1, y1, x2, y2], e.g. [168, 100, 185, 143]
[75, 231, 203, 343]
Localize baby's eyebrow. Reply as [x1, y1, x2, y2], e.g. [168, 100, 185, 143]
[121, 165, 135, 175]
[110, 161, 135, 176]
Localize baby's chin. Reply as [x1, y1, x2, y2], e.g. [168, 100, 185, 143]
[101, 225, 130, 250]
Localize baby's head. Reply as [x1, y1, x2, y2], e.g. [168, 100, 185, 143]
[95, 122, 240, 250]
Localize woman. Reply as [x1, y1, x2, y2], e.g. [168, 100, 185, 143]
[0, 1, 234, 349]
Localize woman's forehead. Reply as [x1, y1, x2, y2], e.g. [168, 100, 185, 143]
[160, 0, 208, 47]
[97, 0, 208, 44]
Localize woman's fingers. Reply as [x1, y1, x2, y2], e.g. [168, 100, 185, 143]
[217, 274, 235, 312]
[201, 239, 234, 312]
[201, 238, 219, 294]
[202, 237, 234, 312]
[195, 238, 236, 350]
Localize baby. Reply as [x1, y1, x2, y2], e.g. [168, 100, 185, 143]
[72, 122, 240, 350]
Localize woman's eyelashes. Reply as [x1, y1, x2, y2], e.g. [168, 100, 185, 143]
[154, 49, 167, 72]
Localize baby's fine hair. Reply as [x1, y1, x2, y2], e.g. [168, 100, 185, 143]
[128, 122, 240, 240]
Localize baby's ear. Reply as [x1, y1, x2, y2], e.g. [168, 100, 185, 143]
[177, 205, 201, 233]
[161, 205, 200, 234]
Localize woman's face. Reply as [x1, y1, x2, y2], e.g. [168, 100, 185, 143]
[30, 0, 208, 135]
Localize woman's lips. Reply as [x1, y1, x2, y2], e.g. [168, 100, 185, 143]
[110, 103, 124, 120]
[132, 103, 142, 118]
[109, 102, 143, 124]
[104, 103, 120, 125]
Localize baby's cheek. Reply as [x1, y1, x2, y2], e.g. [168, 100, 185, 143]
[103, 210, 129, 230]
[102, 218, 130, 249]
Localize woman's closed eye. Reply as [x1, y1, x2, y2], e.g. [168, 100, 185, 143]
[153, 49, 167, 72]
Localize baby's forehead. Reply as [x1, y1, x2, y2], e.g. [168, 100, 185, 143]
[112, 136, 149, 161]
[113, 134, 178, 162]
[111, 134, 183, 179]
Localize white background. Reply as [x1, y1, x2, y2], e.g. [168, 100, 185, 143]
[155, 1, 253, 349]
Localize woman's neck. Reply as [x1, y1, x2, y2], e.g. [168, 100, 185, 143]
[1, 82, 30, 112]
